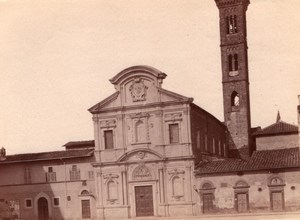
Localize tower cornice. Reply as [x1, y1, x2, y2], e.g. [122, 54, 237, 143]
[215, 0, 250, 9]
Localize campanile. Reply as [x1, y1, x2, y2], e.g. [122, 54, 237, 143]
[214, 0, 252, 158]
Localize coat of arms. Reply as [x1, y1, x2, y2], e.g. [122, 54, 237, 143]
[129, 78, 148, 102]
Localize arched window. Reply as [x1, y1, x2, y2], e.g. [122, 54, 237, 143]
[231, 91, 240, 107]
[228, 54, 233, 71]
[229, 54, 238, 72]
[227, 15, 238, 34]
[234, 54, 238, 71]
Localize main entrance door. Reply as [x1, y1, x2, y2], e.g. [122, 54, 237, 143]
[135, 186, 154, 216]
[38, 197, 49, 220]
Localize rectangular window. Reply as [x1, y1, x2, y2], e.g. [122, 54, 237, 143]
[81, 200, 91, 219]
[205, 133, 208, 151]
[70, 165, 81, 181]
[24, 167, 31, 184]
[223, 143, 227, 157]
[212, 138, 216, 154]
[48, 167, 53, 172]
[104, 130, 114, 149]
[72, 165, 77, 171]
[25, 199, 32, 208]
[88, 171, 94, 180]
[46, 170, 56, 182]
[196, 130, 201, 149]
[53, 198, 60, 207]
[169, 123, 179, 144]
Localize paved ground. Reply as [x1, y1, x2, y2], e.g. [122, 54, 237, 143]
[133, 212, 300, 220]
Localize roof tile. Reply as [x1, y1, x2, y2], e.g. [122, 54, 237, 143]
[196, 148, 300, 175]
[0, 149, 94, 164]
[253, 121, 298, 136]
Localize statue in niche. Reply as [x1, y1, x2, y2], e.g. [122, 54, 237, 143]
[129, 78, 148, 102]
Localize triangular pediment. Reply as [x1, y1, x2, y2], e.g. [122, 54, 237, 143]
[88, 92, 120, 113]
[158, 88, 193, 103]
[118, 149, 164, 162]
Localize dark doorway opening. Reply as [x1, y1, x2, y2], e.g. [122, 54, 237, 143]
[38, 197, 49, 220]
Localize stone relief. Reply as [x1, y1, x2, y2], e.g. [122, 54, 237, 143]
[165, 112, 182, 122]
[103, 173, 119, 184]
[270, 177, 283, 185]
[129, 78, 148, 102]
[132, 165, 152, 181]
[99, 119, 116, 128]
[168, 168, 185, 178]
[136, 151, 147, 160]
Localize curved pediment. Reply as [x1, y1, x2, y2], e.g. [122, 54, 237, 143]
[117, 149, 164, 162]
[88, 65, 193, 113]
[109, 65, 167, 87]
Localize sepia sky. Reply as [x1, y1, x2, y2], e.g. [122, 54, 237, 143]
[0, 0, 299, 154]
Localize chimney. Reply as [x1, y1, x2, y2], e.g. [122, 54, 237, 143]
[298, 95, 300, 147]
[0, 147, 6, 161]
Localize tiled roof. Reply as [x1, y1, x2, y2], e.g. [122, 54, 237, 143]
[64, 140, 95, 149]
[253, 121, 298, 136]
[0, 149, 94, 164]
[195, 147, 300, 175]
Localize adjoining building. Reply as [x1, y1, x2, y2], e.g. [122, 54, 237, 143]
[1, 0, 300, 219]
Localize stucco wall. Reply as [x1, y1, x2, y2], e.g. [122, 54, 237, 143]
[196, 170, 300, 214]
[256, 134, 299, 151]
[0, 157, 96, 220]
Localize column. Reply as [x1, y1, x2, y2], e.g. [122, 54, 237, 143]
[121, 170, 128, 206]
[159, 168, 165, 203]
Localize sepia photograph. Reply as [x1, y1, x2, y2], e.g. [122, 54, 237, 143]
[0, 0, 300, 219]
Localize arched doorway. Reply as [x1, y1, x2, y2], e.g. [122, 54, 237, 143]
[38, 197, 49, 220]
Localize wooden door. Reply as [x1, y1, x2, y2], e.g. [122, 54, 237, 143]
[135, 186, 154, 216]
[202, 193, 214, 214]
[38, 197, 49, 220]
[237, 193, 248, 212]
[81, 200, 91, 219]
[272, 191, 284, 211]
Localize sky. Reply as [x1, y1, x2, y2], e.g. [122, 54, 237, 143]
[0, 0, 299, 155]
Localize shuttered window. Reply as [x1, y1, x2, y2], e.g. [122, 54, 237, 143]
[24, 167, 31, 184]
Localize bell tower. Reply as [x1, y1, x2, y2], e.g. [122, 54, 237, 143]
[214, 0, 252, 158]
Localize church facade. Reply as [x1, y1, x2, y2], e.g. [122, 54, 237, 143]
[1, 0, 300, 219]
[87, 65, 227, 218]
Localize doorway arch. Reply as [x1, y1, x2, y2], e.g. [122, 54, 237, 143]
[34, 192, 52, 219]
[38, 197, 49, 220]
